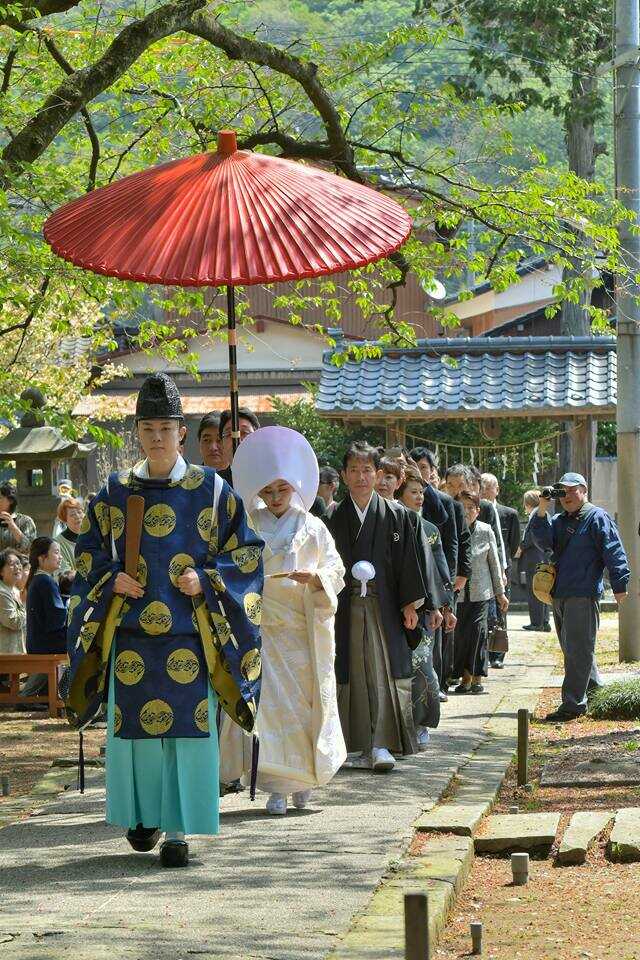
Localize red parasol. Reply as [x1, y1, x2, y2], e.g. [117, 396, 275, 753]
[44, 130, 412, 447]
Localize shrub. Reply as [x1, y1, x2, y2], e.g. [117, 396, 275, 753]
[588, 680, 640, 721]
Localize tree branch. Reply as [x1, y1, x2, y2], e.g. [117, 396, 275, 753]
[0, 0, 81, 28]
[36, 30, 101, 191]
[0, 277, 50, 370]
[1, 0, 207, 179]
[1, 48, 17, 95]
[238, 130, 333, 160]
[184, 11, 363, 180]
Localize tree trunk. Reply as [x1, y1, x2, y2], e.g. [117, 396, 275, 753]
[560, 73, 600, 475]
[561, 74, 599, 338]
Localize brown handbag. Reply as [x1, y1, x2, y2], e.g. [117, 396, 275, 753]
[488, 626, 509, 653]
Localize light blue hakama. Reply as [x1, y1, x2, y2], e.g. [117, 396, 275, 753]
[105, 650, 219, 836]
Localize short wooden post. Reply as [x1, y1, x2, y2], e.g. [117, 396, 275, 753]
[470, 921, 483, 954]
[517, 708, 529, 786]
[404, 892, 429, 960]
[1, 774, 9, 796]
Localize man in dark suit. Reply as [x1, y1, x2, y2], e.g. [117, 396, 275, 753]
[411, 449, 471, 697]
[216, 407, 260, 484]
[481, 473, 521, 666]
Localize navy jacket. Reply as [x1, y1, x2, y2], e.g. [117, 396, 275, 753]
[520, 513, 549, 573]
[451, 497, 473, 580]
[422, 484, 457, 580]
[26, 572, 67, 654]
[530, 505, 630, 599]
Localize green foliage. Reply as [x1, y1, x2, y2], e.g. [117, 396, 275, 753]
[597, 421, 617, 457]
[588, 680, 640, 721]
[269, 394, 383, 471]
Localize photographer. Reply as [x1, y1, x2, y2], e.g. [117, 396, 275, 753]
[530, 472, 630, 721]
[0, 483, 36, 554]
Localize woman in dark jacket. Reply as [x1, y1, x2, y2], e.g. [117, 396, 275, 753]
[26, 537, 67, 655]
[395, 465, 456, 749]
[518, 490, 551, 632]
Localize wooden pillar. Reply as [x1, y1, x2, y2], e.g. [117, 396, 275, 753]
[385, 420, 407, 450]
[573, 416, 596, 489]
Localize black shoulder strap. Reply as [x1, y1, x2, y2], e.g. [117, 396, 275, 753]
[554, 506, 596, 560]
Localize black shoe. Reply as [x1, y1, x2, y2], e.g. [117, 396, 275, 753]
[542, 623, 552, 632]
[160, 839, 189, 868]
[126, 824, 161, 852]
[522, 624, 538, 631]
[490, 661, 504, 670]
[543, 708, 584, 723]
[454, 683, 472, 694]
[470, 683, 485, 694]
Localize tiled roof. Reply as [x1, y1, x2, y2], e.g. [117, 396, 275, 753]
[316, 337, 616, 418]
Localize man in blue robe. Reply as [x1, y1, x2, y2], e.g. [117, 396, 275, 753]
[66, 373, 263, 867]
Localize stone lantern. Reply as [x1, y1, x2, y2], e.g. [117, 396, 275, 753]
[0, 389, 96, 535]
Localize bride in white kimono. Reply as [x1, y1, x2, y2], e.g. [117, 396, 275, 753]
[220, 426, 346, 815]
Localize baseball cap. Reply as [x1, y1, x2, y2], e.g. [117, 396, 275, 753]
[558, 472, 587, 487]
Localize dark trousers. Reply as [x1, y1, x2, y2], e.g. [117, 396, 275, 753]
[552, 596, 602, 715]
[453, 599, 489, 678]
[525, 569, 551, 628]
[434, 597, 457, 690]
[412, 631, 441, 729]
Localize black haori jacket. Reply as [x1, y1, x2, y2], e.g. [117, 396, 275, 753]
[327, 492, 425, 683]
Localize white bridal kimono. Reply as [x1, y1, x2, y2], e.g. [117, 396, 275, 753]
[219, 506, 347, 794]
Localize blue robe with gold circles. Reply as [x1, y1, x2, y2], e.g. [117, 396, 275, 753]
[65, 460, 263, 740]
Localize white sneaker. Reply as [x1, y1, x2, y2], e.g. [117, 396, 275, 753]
[266, 793, 287, 815]
[371, 747, 395, 772]
[292, 790, 312, 809]
[416, 726, 430, 751]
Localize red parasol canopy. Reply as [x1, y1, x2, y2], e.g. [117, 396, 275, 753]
[44, 131, 412, 287]
[44, 130, 412, 450]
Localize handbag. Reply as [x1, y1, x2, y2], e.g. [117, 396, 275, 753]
[532, 561, 556, 605]
[488, 625, 509, 653]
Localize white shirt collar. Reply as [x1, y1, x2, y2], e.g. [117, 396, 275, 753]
[350, 493, 374, 525]
[134, 454, 187, 481]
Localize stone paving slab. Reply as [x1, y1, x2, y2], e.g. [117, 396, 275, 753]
[328, 836, 474, 959]
[474, 812, 561, 854]
[414, 803, 486, 837]
[556, 810, 613, 865]
[607, 807, 640, 863]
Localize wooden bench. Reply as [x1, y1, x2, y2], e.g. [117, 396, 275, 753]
[0, 654, 68, 718]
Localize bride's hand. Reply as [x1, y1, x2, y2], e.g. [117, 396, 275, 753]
[289, 571, 322, 589]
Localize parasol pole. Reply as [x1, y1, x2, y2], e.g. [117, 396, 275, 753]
[226, 284, 240, 454]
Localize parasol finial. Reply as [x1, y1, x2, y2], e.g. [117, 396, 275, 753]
[217, 130, 237, 156]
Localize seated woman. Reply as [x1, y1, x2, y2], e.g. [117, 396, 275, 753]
[54, 497, 84, 595]
[21, 537, 66, 698]
[0, 548, 26, 654]
[453, 493, 508, 694]
[220, 426, 346, 816]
